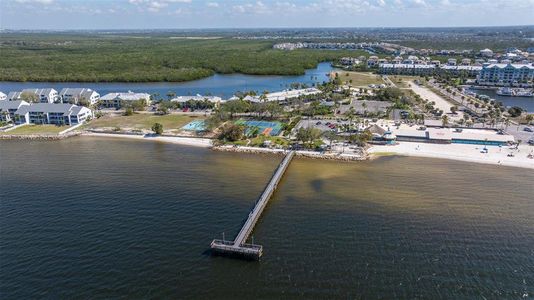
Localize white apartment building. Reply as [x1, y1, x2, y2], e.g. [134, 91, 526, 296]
[59, 88, 100, 105]
[7, 88, 59, 103]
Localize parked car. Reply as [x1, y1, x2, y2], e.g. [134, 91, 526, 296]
[316, 121, 322, 125]
[524, 127, 533, 132]
[528, 139, 534, 146]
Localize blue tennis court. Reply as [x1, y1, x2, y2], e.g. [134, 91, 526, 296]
[182, 120, 206, 131]
[235, 120, 283, 136]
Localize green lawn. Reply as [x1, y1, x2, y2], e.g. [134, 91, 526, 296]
[1, 124, 69, 135]
[86, 113, 203, 131]
[388, 75, 422, 88]
[339, 71, 384, 87]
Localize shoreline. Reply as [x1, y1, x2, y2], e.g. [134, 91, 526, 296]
[83, 132, 213, 148]
[4, 131, 533, 169]
[368, 141, 534, 170]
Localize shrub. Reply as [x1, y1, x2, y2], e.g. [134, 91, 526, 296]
[151, 123, 163, 135]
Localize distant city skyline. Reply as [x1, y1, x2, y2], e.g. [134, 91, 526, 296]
[1, 0, 533, 30]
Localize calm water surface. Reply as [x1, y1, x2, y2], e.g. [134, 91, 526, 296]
[1, 138, 533, 299]
[0, 63, 334, 99]
[468, 88, 534, 112]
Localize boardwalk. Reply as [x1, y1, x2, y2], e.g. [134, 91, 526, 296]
[210, 150, 295, 260]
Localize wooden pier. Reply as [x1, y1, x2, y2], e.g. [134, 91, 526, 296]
[210, 150, 295, 260]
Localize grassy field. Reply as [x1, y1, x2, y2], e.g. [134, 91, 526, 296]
[337, 71, 384, 87]
[0, 33, 357, 82]
[1, 124, 68, 135]
[389, 75, 421, 88]
[86, 113, 202, 131]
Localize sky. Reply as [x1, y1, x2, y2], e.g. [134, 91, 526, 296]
[0, 0, 533, 30]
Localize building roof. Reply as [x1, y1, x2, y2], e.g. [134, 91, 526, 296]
[21, 88, 57, 95]
[0, 100, 29, 110]
[483, 63, 534, 70]
[13, 103, 91, 116]
[450, 131, 514, 143]
[59, 88, 99, 98]
[171, 95, 223, 103]
[427, 128, 452, 140]
[379, 63, 436, 69]
[441, 65, 483, 71]
[100, 92, 151, 101]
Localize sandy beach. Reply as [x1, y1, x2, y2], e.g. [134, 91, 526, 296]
[369, 141, 534, 169]
[84, 132, 212, 148]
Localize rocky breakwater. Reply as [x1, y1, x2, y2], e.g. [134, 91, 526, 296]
[212, 145, 369, 161]
[0, 132, 81, 141]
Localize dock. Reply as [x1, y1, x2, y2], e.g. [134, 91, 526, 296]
[210, 150, 295, 260]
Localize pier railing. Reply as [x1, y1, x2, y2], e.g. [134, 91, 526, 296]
[210, 150, 295, 260]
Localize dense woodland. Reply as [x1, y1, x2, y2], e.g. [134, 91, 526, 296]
[0, 34, 355, 82]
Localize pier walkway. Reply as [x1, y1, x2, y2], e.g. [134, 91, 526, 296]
[210, 150, 295, 260]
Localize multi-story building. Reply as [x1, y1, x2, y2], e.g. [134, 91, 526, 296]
[476, 63, 534, 87]
[378, 64, 436, 76]
[100, 92, 151, 108]
[59, 88, 100, 105]
[7, 88, 59, 103]
[13, 103, 92, 125]
[0, 100, 29, 122]
[378, 64, 482, 77]
[440, 65, 483, 77]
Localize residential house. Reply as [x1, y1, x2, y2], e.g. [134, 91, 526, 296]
[0, 91, 7, 101]
[479, 48, 494, 57]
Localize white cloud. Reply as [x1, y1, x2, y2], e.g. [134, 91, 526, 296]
[411, 0, 427, 6]
[206, 2, 219, 7]
[128, 0, 191, 12]
[232, 1, 270, 14]
[15, 0, 54, 4]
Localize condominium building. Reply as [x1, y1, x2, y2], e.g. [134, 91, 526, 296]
[7, 88, 59, 103]
[0, 100, 29, 122]
[59, 88, 100, 105]
[13, 103, 92, 125]
[378, 64, 436, 76]
[100, 92, 151, 108]
[476, 63, 534, 87]
[378, 64, 482, 77]
[440, 65, 483, 77]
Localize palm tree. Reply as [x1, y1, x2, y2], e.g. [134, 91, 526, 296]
[441, 115, 449, 127]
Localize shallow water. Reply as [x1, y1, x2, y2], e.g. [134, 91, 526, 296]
[1, 138, 533, 298]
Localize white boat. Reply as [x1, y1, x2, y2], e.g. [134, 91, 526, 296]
[496, 87, 534, 97]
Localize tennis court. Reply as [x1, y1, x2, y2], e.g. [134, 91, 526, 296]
[235, 120, 283, 136]
[181, 120, 207, 131]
